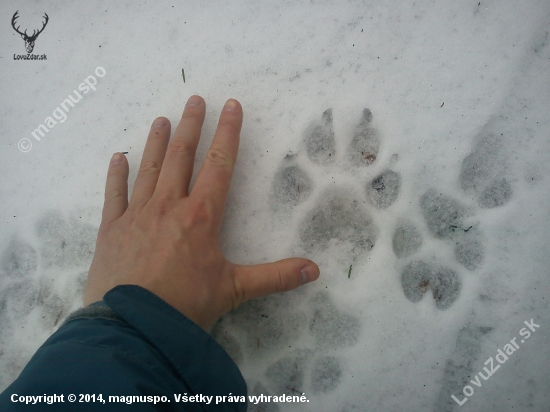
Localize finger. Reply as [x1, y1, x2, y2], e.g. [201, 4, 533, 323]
[232, 258, 320, 305]
[155, 95, 205, 199]
[128, 117, 171, 209]
[102, 152, 129, 224]
[191, 99, 242, 225]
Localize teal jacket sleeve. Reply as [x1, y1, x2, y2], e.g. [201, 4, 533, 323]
[0, 285, 247, 411]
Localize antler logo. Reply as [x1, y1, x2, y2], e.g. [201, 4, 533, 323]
[11, 11, 49, 54]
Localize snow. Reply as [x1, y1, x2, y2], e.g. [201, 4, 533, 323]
[1, 0, 549, 410]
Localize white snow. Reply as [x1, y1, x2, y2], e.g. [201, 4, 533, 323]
[1, 1, 549, 410]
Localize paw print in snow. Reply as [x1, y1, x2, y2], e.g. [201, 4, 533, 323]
[395, 120, 513, 310]
[0, 211, 97, 388]
[272, 108, 401, 262]
[214, 107, 398, 407]
[393, 188, 483, 310]
[213, 290, 358, 410]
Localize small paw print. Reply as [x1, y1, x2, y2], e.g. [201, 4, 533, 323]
[394, 190, 482, 310]
[395, 120, 513, 310]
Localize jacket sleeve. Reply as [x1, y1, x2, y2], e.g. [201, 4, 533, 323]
[0, 285, 247, 411]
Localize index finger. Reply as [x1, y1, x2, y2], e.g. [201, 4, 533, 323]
[191, 99, 242, 226]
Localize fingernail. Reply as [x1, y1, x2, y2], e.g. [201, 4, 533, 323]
[152, 117, 168, 128]
[111, 153, 123, 165]
[224, 99, 238, 112]
[186, 95, 202, 106]
[300, 265, 318, 285]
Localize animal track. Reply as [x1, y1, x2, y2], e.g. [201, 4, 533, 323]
[213, 290, 355, 406]
[304, 109, 336, 164]
[309, 291, 359, 348]
[367, 169, 402, 209]
[311, 355, 342, 393]
[400, 261, 461, 310]
[272, 108, 400, 261]
[348, 108, 379, 166]
[216, 107, 398, 405]
[0, 211, 97, 390]
[300, 189, 378, 260]
[392, 221, 423, 258]
[395, 189, 481, 309]
[396, 119, 513, 310]
[420, 190, 466, 240]
[272, 162, 313, 207]
[215, 108, 512, 408]
[459, 128, 513, 209]
[273, 108, 506, 315]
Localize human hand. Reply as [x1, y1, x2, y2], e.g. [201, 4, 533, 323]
[84, 96, 320, 329]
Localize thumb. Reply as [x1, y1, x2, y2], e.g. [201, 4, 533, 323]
[232, 258, 320, 304]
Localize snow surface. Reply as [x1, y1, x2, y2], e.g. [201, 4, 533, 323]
[1, 0, 549, 410]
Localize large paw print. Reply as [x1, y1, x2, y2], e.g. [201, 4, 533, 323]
[272, 108, 401, 262]
[214, 108, 398, 407]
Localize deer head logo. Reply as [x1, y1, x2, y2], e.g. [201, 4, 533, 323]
[11, 11, 49, 54]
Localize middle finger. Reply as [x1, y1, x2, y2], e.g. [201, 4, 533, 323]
[155, 95, 206, 199]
